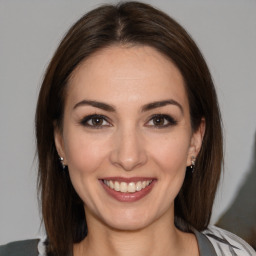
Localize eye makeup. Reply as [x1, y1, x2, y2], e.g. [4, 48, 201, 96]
[78, 113, 178, 130]
[146, 114, 178, 128]
[79, 114, 112, 129]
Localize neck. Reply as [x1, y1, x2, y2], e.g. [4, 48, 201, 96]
[73, 210, 199, 256]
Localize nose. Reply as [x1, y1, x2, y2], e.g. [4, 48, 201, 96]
[109, 127, 148, 171]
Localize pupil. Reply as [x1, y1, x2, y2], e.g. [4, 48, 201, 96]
[92, 117, 103, 126]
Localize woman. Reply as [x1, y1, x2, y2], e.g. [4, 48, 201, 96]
[0, 1, 255, 256]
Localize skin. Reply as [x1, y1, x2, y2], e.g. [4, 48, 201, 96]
[55, 45, 205, 256]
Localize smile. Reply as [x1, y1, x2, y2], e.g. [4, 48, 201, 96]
[100, 177, 156, 202]
[103, 180, 153, 193]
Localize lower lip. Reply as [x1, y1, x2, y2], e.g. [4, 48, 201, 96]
[100, 180, 156, 202]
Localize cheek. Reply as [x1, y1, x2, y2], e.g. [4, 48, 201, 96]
[153, 138, 189, 166]
[63, 129, 108, 176]
[62, 130, 110, 204]
[155, 136, 190, 200]
[150, 134, 190, 175]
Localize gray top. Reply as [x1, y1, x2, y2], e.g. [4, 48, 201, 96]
[0, 239, 39, 256]
[194, 229, 217, 256]
[0, 226, 255, 256]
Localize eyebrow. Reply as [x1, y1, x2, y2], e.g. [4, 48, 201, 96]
[73, 99, 183, 114]
[141, 100, 183, 114]
[73, 100, 115, 112]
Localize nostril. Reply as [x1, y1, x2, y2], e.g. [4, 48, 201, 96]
[109, 131, 148, 171]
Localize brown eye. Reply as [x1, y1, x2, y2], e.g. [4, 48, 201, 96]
[147, 114, 177, 128]
[152, 116, 165, 126]
[91, 117, 104, 126]
[80, 114, 110, 128]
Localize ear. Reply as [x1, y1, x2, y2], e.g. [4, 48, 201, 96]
[186, 118, 205, 166]
[54, 122, 67, 165]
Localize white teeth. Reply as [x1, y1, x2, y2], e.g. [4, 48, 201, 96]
[114, 181, 120, 191]
[128, 182, 136, 192]
[103, 180, 153, 193]
[136, 181, 142, 191]
[120, 182, 128, 192]
[109, 180, 114, 189]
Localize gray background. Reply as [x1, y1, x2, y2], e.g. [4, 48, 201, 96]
[0, 0, 256, 244]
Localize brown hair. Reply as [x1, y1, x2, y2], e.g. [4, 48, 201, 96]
[36, 1, 223, 255]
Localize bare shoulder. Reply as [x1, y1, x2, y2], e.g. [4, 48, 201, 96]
[202, 225, 256, 256]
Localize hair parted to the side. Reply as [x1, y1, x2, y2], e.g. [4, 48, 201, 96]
[35, 1, 223, 255]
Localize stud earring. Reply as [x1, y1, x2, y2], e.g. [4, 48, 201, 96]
[190, 156, 196, 173]
[59, 156, 66, 170]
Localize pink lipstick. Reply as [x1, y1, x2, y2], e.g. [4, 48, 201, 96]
[100, 177, 156, 202]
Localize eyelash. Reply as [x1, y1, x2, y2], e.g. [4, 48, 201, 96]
[80, 114, 111, 129]
[146, 114, 178, 128]
[79, 114, 177, 129]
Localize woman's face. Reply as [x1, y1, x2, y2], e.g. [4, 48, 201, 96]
[55, 45, 204, 231]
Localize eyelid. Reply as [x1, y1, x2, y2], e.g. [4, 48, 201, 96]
[145, 114, 178, 128]
[79, 113, 177, 129]
[80, 114, 112, 128]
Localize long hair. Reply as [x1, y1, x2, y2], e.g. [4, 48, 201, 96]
[35, 2, 223, 255]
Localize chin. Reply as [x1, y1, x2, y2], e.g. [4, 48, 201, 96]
[99, 208, 157, 232]
[105, 217, 150, 232]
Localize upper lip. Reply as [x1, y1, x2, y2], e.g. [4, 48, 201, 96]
[100, 177, 156, 183]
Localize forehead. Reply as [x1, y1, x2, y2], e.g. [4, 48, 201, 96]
[67, 45, 188, 111]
